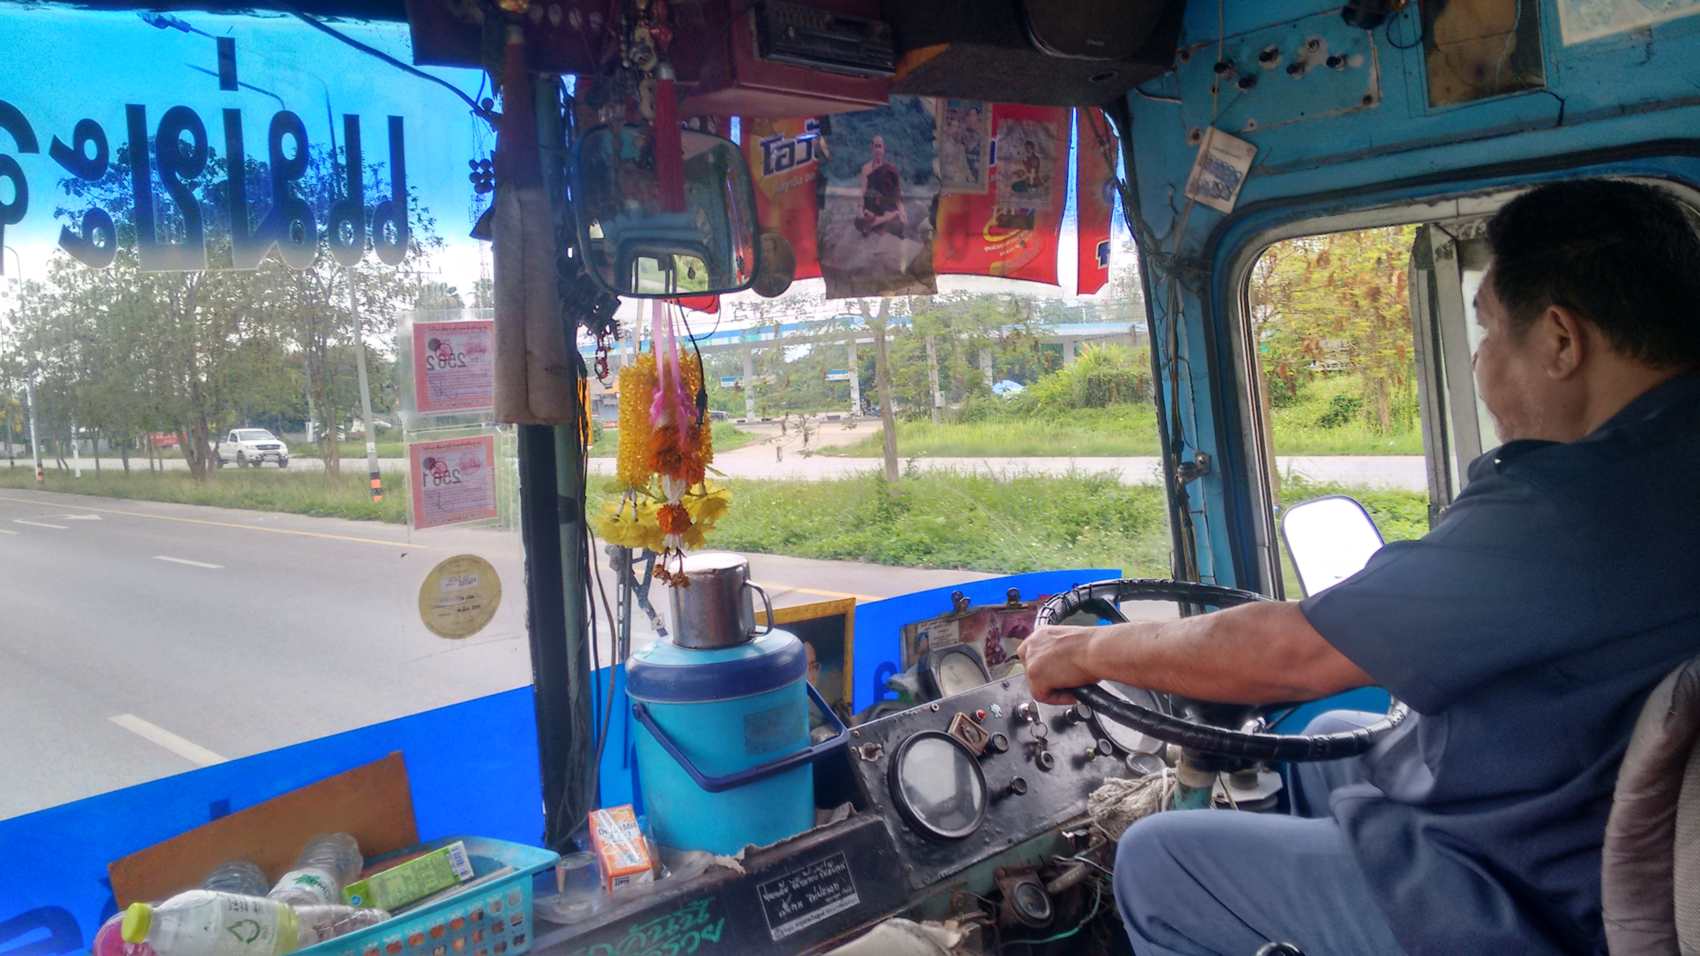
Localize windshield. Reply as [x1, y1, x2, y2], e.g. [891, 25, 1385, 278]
[0, 4, 517, 818]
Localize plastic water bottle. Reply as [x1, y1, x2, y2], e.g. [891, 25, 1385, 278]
[201, 861, 269, 897]
[293, 905, 391, 946]
[120, 891, 300, 956]
[268, 834, 363, 906]
[94, 861, 271, 956]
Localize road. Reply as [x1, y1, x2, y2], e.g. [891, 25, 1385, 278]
[0, 488, 998, 820]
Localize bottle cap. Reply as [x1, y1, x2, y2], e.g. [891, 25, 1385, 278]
[120, 903, 152, 944]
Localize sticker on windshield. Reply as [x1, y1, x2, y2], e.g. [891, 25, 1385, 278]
[412, 320, 494, 415]
[408, 435, 498, 530]
[419, 554, 502, 639]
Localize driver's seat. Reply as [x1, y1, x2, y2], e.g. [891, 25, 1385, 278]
[1600, 654, 1700, 954]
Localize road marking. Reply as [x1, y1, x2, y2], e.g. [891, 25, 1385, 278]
[0, 494, 421, 550]
[12, 519, 68, 530]
[758, 582, 881, 603]
[56, 513, 102, 521]
[109, 713, 226, 766]
[153, 555, 224, 570]
[0, 528, 16, 535]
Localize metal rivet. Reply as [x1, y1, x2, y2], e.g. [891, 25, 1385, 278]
[930, 702, 941, 711]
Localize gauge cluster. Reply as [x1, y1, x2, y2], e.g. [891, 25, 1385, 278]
[844, 673, 1169, 890]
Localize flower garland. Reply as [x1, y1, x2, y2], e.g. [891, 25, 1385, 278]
[593, 301, 729, 585]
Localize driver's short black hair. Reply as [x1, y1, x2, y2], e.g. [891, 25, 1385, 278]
[1486, 179, 1700, 370]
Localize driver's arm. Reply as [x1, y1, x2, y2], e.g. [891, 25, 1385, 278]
[1019, 602, 1372, 706]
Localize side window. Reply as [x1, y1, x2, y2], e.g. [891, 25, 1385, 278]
[1246, 226, 1432, 595]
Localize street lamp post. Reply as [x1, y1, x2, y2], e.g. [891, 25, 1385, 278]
[3, 245, 42, 483]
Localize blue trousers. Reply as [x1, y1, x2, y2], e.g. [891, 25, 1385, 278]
[1112, 711, 1406, 956]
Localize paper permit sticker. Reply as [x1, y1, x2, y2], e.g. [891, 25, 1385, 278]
[412, 320, 495, 414]
[408, 435, 499, 530]
[1183, 127, 1257, 214]
[418, 555, 502, 639]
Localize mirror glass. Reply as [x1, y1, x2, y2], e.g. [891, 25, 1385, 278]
[1281, 496, 1387, 597]
[573, 125, 758, 297]
[895, 735, 985, 838]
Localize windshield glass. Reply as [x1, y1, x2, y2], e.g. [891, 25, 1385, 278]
[0, 5, 518, 818]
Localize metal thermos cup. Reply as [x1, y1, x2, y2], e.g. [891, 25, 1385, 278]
[668, 552, 774, 649]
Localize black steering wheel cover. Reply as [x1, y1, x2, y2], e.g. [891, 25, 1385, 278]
[1036, 579, 1409, 763]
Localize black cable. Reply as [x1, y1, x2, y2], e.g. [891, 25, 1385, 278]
[289, 11, 493, 122]
[1387, 5, 1428, 50]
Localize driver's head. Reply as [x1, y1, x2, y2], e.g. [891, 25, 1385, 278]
[1478, 179, 1700, 442]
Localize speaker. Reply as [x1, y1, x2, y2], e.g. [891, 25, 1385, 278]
[883, 0, 1180, 106]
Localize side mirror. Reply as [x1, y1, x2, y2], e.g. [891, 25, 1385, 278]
[571, 125, 759, 298]
[1280, 495, 1386, 597]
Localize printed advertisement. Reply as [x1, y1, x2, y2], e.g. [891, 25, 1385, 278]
[408, 435, 499, 530]
[900, 603, 1039, 674]
[746, 116, 824, 282]
[937, 99, 990, 195]
[1076, 108, 1119, 296]
[935, 104, 1069, 285]
[816, 95, 941, 299]
[412, 320, 495, 415]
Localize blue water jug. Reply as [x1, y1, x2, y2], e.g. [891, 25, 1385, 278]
[627, 626, 848, 854]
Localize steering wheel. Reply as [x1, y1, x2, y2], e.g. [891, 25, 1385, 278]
[1035, 579, 1408, 763]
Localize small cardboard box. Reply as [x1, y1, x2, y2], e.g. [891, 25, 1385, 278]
[587, 805, 654, 893]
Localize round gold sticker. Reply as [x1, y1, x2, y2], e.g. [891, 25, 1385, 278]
[418, 554, 502, 639]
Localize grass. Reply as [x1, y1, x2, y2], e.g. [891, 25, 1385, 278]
[292, 440, 408, 460]
[0, 465, 408, 523]
[2, 461, 1430, 582]
[821, 403, 1422, 459]
[588, 421, 756, 458]
[824, 407, 1163, 458]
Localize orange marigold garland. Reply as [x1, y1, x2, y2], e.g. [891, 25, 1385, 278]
[591, 301, 727, 584]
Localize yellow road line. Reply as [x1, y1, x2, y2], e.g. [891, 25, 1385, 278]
[0, 494, 422, 550]
[761, 582, 880, 603]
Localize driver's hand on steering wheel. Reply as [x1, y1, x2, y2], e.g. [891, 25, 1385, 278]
[1017, 626, 1101, 706]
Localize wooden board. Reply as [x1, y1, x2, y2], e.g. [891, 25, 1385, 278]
[109, 753, 419, 906]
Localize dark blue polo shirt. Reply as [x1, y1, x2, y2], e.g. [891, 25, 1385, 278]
[1300, 374, 1700, 955]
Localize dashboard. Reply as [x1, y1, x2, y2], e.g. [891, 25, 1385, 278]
[843, 672, 1169, 890]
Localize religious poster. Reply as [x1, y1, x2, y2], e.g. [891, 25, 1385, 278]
[936, 99, 991, 195]
[408, 435, 499, 530]
[1184, 127, 1256, 214]
[746, 116, 823, 282]
[935, 103, 1069, 285]
[411, 320, 495, 415]
[1076, 108, 1119, 296]
[815, 95, 941, 299]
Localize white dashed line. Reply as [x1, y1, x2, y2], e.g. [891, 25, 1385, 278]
[12, 519, 67, 530]
[152, 555, 224, 570]
[0, 528, 17, 535]
[109, 713, 227, 766]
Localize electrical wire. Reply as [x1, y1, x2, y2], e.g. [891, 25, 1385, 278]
[1000, 881, 1106, 951]
[288, 11, 493, 122]
[1385, 5, 1425, 51]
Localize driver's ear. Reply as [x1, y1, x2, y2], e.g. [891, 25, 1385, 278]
[1540, 305, 1588, 380]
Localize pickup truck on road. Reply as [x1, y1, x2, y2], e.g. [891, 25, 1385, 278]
[214, 428, 290, 468]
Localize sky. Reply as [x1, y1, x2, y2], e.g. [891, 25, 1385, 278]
[0, 5, 490, 290]
[0, 5, 1133, 327]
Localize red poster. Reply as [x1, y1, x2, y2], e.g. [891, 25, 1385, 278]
[935, 103, 1069, 285]
[412, 320, 495, 415]
[1076, 108, 1119, 295]
[745, 116, 823, 281]
[408, 435, 499, 530]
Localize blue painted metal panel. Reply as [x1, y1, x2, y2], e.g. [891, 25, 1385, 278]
[1124, 0, 1700, 588]
[848, 568, 1120, 711]
[0, 687, 543, 956]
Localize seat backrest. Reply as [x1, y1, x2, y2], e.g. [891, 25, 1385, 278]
[1601, 655, 1700, 955]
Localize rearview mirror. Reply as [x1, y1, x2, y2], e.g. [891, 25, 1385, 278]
[1280, 495, 1386, 597]
[572, 125, 759, 298]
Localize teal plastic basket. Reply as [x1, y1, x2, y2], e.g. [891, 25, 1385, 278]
[299, 837, 558, 956]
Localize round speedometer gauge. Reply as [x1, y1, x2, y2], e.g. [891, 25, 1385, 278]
[888, 730, 987, 840]
[1090, 681, 1171, 762]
